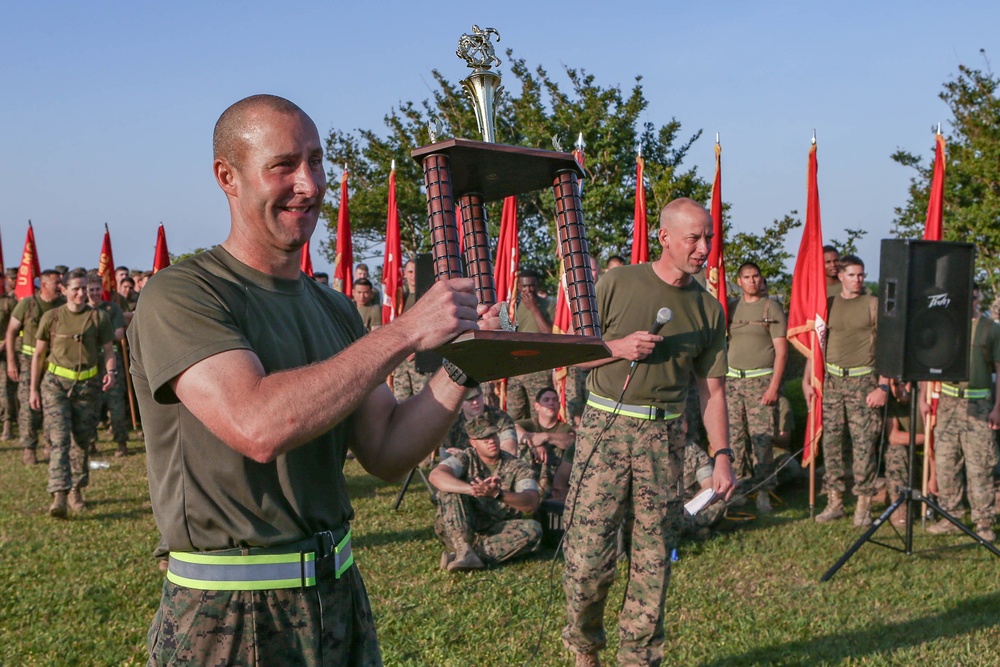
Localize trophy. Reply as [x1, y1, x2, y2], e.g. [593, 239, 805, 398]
[411, 26, 608, 381]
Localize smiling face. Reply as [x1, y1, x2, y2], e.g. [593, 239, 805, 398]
[63, 277, 88, 310]
[216, 107, 326, 255]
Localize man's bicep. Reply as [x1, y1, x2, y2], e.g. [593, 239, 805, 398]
[170, 349, 268, 443]
[346, 383, 397, 466]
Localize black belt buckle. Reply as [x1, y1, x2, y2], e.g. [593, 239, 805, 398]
[653, 407, 665, 420]
[315, 530, 336, 559]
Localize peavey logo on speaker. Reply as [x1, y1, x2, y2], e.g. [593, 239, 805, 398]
[927, 293, 951, 308]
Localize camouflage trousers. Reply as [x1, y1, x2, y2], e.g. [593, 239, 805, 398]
[433, 492, 542, 565]
[884, 444, 909, 499]
[43, 374, 100, 494]
[101, 352, 129, 444]
[557, 366, 589, 423]
[933, 395, 999, 524]
[17, 354, 43, 451]
[148, 560, 381, 666]
[390, 356, 431, 402]
[506, 370, 554, 421]
[0, 356, 17, 425]
[821, 374, 884, 497]
[562, 407, 685, 666]
[726, 375, 777, 489]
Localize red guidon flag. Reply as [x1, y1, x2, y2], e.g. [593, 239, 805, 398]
[381, 161, 403, 325]
[706, 140, 728, 322]
[923, 132, 946, 242]
[333, 167, 353, 295]
[98, 224, 116, 301]
[552, 260, 572, 421]
[787, 142, 827, 464]
[631, 152, 648, 264]
[300, 241, 314, 278]
[493, 196, 520, 410]
[15, 223, 41, 299]
[153, 224, 171, 274]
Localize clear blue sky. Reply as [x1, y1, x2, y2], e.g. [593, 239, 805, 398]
[1, 1, 995, 277]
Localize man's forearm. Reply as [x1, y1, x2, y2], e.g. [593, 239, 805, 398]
[501, 489, 539, 514]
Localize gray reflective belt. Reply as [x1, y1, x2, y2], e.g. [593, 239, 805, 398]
[586, 393, 681, 421]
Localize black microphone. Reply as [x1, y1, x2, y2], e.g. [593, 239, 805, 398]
[627, 308, 673, 375]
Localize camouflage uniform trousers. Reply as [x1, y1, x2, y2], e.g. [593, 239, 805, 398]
[101, 351, 130, 445]
[433, 492, 542, 565]
[884, 444, 909, 500]
[562, 406, 685, 666]
[726, 374, 778, 489]
[559, 366, 589, 423]
[506, 370, 554, 421]
[821, 373, 884, 497]
[148, 559, 382, 666]
[43, 374, 100, 494]
[0, 356, 17, 426]
[17, 353, 43, 451]
[933, 395, 999, 525]
[390, 357, 431, 402]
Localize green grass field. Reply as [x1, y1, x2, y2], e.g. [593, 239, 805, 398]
[2, 428, 999, 667]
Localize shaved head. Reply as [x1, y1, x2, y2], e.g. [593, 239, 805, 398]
[658, 197, 710, 230]
[214, 94, 308, 168]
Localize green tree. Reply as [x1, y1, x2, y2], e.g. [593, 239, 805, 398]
[891, 59, 1000, 297]
[828, 227, 868, 257]
[320, 51, 711, 287]
[724, 212, 803, 298]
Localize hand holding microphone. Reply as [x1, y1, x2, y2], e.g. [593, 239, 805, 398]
[625, 307, 673, 370]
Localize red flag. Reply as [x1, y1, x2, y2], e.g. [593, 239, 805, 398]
[706, 140, 728, 322]
[333, 169, 353, 295]
[98, 224, 116, 301]
[153, 224, 171, 274]
[787, 143, 827, 464]
[381, 162, 403, 325]
[631, 153, 648, 264]
[923, 132, 946, 242]
[552, 262, 573, 421]
[300, 241, 314, 277]
[15, 223, 40, 299]
[493, 196, 520, 410]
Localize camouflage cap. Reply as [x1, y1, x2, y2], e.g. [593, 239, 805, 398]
[464, 413, 498, 440]
[463, 385, 483, 401]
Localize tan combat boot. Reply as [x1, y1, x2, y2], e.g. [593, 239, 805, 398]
[447, 541, 485, 572]
[815, 491, 845, 523]
[976, 522, 995, 542]
[2, 420, 13, 440]
[439, 551, 455, 571]
[575, 652, 601, 667]
[22, 448, 37, 466]
[853, 495, 873, 527]
[68, 488, 86, 512]
[890, 504, 907, 527]
[49, 491, 68, 519]
[756, 490, 773, 515]
[926, 517, 962, 535]
[115, 442, 128, 458]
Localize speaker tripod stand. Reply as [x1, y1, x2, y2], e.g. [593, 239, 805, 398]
[821, 389, 1000, 581]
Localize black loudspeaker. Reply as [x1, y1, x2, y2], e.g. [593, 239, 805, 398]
[413, 253, 442, 374]
[876, 239, 975, 381]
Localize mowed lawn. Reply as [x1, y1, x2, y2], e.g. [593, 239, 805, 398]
[2, 428, 999, 667]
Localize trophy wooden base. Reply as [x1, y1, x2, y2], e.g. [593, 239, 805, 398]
[438, 331, 610, 383]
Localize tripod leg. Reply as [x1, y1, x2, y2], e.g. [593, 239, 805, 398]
[393, 469, 417, 512]
[917, 493, 1000, 558]
[821, 491, 909, 582]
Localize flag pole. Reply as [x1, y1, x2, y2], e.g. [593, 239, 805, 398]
[808, 395, 816, 518]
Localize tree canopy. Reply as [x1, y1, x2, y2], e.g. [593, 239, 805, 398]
[891, 59, 1000, 297]
[319, 51, 711, 287]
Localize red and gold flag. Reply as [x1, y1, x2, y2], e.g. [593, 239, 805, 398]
[631, 152, 648, 264]
[787, 143, 827, 464]
[15, 223, 40, 299]
[98, 224, 116, 301]
[300, 241, 314, 277]
[333, 168, 353, 295]
[923, 132, 946, 242]
[381, 162, 403, 325]
[153, 224, 171, 274]
[706, 140, 728, 322]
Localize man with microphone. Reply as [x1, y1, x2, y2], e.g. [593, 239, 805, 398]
[562, 198, 736, 667]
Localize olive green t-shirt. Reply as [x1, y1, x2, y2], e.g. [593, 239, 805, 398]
[37, 305, 113, 370]
[516, 297, 556, 333]
[0, 295, 17, 342]
[961, 315, 1000, 390]
[12, 294, 66, 351]
[727, 297, 787, 370]
[128, 246, 366, 555]
[825, 294, 877, 368]
[356, 303, 382, 331]
[515, 417, 574, 436]
[587, 264, 728, 414]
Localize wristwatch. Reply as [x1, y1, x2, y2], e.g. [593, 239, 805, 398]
[496, 489, 505, 502]
[878, 383, 890, 393]
[713, 448, 735, 461]
[441, 358, 479, 388]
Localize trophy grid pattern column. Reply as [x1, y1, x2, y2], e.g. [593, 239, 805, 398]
[457, 193, 497, 307]
[552, 170, 600, 336]
[421, 154, 464, 281]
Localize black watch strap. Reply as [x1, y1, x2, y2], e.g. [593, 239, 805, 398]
[441, 358, 479, 388]
[713, 448, 735, 461]
[496, 489, 505, 502]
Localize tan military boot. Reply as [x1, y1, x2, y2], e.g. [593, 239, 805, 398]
[22, 448, 37, 466]
[68, 488, 86, 512]
[575, 652, 601, 667]
[49, 491, 68, 519]
[890, 504, 907, 527]
[115, 442, 128, 458]
[975, 522, 995, 542]
[2, 420, 13, 440]
[926, 518, 962, 535]
[439, 551, 455, 571]
[756, 490, 773, 515]
[447, 541, 485, 572]
[815, 491, 845, 523]
[853, 495, 873, 527]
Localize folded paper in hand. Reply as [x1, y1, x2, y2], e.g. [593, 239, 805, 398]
[684, 488, 716, 516]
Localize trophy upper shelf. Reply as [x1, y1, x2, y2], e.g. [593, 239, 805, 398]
[411, 138, 584, 202]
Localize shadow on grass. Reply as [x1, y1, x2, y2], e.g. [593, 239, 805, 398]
[76, 496, 154, 521]
[354, 527, 435, 548]
[700, 591, 1000, 666]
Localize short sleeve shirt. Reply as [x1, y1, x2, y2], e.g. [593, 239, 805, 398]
[357, 303, 382, 331]
[825, 294, 877, 368]
[12, 294, 65, 349]
[36, 305, 113, 370]
[963, 315, 1000, 390]
[587, 264, 728, 414]
[727, 297, 787, 370]
[128, 246, 366, 554]
[439, 449, 539, 522]
[516, 297, 556, 333]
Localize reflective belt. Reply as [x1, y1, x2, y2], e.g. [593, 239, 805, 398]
[941, 384, 990, 400]
[21, 343, 35, 356]
[167, 528, 353, 591]
[47, 364, 98, 381]
[825, 363, 874, 378]
[586, 393, 681, 421]
[726, 367, 773, 379]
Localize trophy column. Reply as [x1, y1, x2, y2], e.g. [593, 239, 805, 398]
[552, 170, 600, 336]
[457, 193, 497, 307]
[420, 153, 463, 281]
